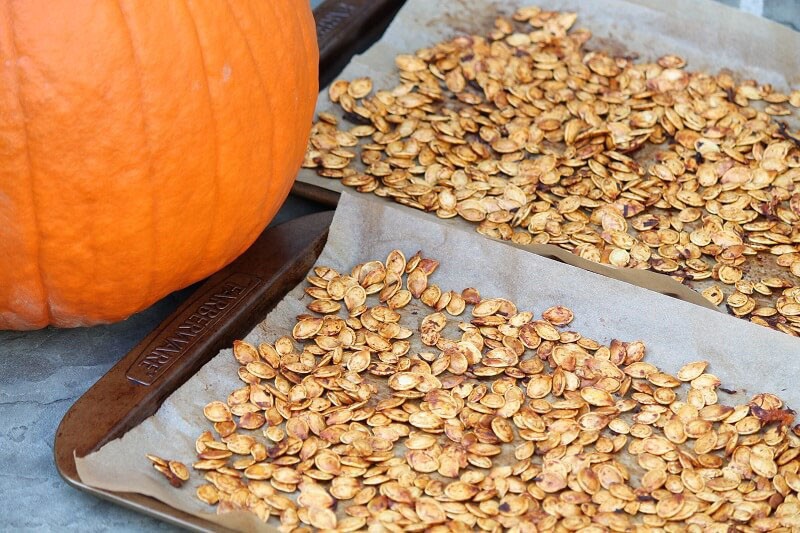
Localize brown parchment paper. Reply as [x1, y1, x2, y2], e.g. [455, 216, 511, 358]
[76, 191, 800, 531]
[297, 0, 800, 311]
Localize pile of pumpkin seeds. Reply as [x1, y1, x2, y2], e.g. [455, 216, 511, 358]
[175, 249, 800, 531]
[302, 6, 800, 336]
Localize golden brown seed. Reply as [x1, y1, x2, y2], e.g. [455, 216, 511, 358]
[232, 340, 259, 364]
[145, 454, 167, 467]
[192, 459, 226, 470]
[388, 289, 412, 309]
[347, 77, 373, 99]
[420, 284, 441, 307]
[307, 507, 337, 530]
[677, 361, 708, 381]
[416, 497, 447, 524]
[406, 450, 439, 473]
[344, 285, 367, 312]
[446, 292, 466, 316]
[307, 299, 341, 314]
[196, 484, 220, 505]
[581, 387, 614, 407]
[244, 463, 273, 481]
[542, 306, 574, 326]
[461, 288, 480, 304]
[203, 401, 231, 423]
[292, 317, 323, 340]
[328, 79, 349, 102]
[169, 461, 189, 481]
[407, 269, 428, 299]
[491, 417, 514, 443]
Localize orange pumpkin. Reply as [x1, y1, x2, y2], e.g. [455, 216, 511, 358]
[0, 1, 318, 329]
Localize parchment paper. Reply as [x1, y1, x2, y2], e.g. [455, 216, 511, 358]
[76, 191, 800, 531]
[297, 0, 800, 311]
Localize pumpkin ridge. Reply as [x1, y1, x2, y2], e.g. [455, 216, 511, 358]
[281, 0, 318, 202]
[6, 4, 51, 326]
[287, 0, 312, 151]
[220, 0, 276, 223]
[289, 1, 319, 153]
[179, 0, 221, 272]
[281, 0, 306, 207]
[116, 0, 159, 306]
[241, 0, 311, 222]
[220, 0, 269, 105]
[287, 0, 318, 200]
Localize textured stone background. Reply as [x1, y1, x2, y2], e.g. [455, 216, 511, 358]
[0, 0, 795, 531]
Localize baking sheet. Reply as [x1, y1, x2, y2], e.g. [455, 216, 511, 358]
[297, 0, 800, 312]
[76, 191, 800, 531]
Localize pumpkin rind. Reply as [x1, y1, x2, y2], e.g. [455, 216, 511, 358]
[0, 0, 318, 329]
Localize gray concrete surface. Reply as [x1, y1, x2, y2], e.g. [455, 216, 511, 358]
[764, 0, 800, 31]
[0, 0, 796, 531]
[0, 292, 191, 532]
